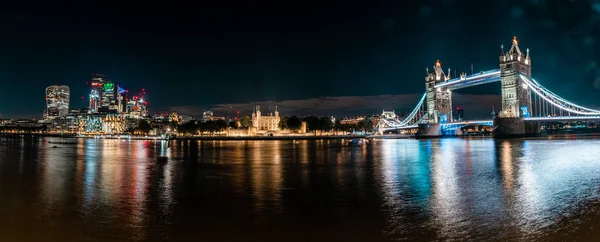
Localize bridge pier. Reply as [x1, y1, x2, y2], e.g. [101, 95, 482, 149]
[493, 118, 541, 138]
[415, 123, 442, 138]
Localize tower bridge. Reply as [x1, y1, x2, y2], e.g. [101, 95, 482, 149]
[376, 37, 600, 137]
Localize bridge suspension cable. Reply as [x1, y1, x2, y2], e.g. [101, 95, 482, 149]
[376, 93, 427, 130]
[397, 93, 427, 126]
[519, 75, 600, 116]
[523, 75, 599, 113]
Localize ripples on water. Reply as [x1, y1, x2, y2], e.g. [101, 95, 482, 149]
[1, 136, 600, 241]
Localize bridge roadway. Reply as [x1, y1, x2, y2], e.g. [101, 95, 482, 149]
[381, 120, 493, 132]
[381, 116, 600, 133]
[434, 69, 500, 90]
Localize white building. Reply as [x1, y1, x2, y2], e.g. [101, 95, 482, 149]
[252, 105, 280, 131]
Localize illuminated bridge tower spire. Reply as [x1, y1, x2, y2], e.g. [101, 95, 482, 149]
[425, 60, 452, 123]
[499, 36, 532, 118]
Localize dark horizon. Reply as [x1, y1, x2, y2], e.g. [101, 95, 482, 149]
[1, 0, 599, 119]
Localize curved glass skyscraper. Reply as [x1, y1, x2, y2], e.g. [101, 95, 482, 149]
[45, 85, 70, 119]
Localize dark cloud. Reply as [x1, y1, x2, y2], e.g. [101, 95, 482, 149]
[167, 93, 501, 120]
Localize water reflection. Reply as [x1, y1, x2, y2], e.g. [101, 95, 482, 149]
[2, 137, 600, 241]
[83, 140, 99, 211]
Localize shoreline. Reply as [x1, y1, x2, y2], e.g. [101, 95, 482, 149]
[0, 133, 368, 141]
[172, 135, 367, 141]
[3, 132, 600, 141]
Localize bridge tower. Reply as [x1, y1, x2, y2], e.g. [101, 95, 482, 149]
[425, 60, 452, 123]
[494, 37, 540, 137]
[499, 36, 532, 118]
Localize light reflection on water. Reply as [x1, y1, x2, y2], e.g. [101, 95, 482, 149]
[1, 137, 600, 241]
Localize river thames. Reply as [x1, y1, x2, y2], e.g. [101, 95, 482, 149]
[1, 136, 600, 241]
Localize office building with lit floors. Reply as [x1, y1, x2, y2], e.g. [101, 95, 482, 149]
[44, 85, 70, 119]
[89, 75, 106, 113]
[78, 114, 126, 135]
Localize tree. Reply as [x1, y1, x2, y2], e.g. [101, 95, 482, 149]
[136, 120, 152, 134]
[303, 116, 320, 135]
[279, 116, 289, 130]
[358, 118, 374, 133]
[240, 116, 252, 128]
[319, 116, 333, 133]
[334, 119, 344, 135]
[168, 120, 179, 130]
[178, 121, 198, 135]
[286, 116, 302, 131]
[228, 120, 239, 129]
[199, 120, 227, 135]
[215, 120, 227, 132]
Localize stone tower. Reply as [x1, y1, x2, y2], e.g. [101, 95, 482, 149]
[499, 36, 532, 118]
[252, 105, 261, 129]
[425, 60, 452, 123]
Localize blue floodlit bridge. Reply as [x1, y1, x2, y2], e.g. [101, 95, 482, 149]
[376, 37, 600, 136]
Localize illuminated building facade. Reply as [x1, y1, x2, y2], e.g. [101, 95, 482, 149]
[101, 82, 115, 111]
[80, 115, 103, 133]
[78, 114, 126, 134]
[252, 106, 280, 131]
[47, 117, 79, 134]
[102, 114, 127, 134]
[169, 112, 181, 124]
[126, 97, 148, 118]
[45, 85, 70, 119]
[340, 116, 365, 125]
[89, 75, 105, 113]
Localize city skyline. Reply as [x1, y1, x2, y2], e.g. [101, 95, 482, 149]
[31, 82, 501, 120]
[1, 1, 599, 118]
[3, 2, 600, 242]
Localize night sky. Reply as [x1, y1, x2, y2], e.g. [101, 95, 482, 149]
[1, 0, 600, 119]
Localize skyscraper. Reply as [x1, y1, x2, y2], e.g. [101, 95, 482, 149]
[89, 74, 122, 113]
[89, 74, 106, 113]
[45, 85, 70, 119]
